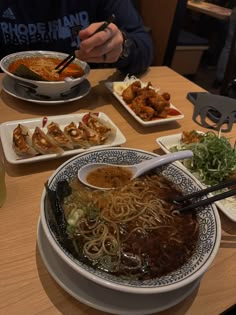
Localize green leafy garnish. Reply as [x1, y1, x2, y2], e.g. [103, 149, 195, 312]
[171, 131, 236, 185]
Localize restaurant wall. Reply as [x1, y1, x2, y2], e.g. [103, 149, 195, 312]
[137, 0, 178, 65]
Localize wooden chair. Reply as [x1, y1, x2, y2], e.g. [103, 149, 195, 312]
[170, 30, 209, 76]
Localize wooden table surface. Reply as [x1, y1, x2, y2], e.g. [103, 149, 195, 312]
[0, 67, 236, 315]
[187, 1, 232, 20]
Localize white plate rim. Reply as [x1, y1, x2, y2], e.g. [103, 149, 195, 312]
[2, 75, 91, 105]
[37, 219, 201, 315]
[0, 112, 126, 164]
[156, 132, 236, 222]
[105, 81, 184, 127]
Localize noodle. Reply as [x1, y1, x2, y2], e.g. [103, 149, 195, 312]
[63, 174, 199, 279]
[8, 57, 85, 81]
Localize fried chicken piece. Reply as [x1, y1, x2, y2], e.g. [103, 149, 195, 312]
[147, 94, 170, 118]
[181, 131, 203, 144]
[155, 100, 170, 118]
[161, 92, 171, 101]
[139, 105, 155, 121]
[130, 95, 144, 115]
[124, 81, 172, 121]
[136, 85, 156, 99]
[122, 81, 141, 103]
[130, 95, 155, 120]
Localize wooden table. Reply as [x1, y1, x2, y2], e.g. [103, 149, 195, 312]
[0, 67, 236, 315]
[187, 1, 232, 20]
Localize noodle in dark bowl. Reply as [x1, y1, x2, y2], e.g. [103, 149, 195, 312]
[62, 173, 199, 280]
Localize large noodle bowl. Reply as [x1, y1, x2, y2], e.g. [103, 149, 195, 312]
[8, 56, 85, 81]
[63, 173, 199, 280]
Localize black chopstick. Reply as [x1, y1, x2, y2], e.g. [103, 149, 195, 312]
[175, 188, 236, 212]
[88, 14, 116, 38]
[55, 53, 75, 74]
[173, 178, 236, 203]
[54, 14, 116, 74]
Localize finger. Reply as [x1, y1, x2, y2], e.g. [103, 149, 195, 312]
[76, 29, 123, 63]
[76, 51, 115, 63]
[76, 42, 121, 63]
[79, 24, 114, 53]
[79, 22, 105, 40]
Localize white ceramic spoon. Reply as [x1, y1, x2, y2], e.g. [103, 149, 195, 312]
[78, 150, 193, 190]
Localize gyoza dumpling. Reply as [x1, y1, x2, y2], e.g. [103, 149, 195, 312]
[32, 127, 64, 155]
[78, 120, 103, 146]
[64, 122, 90, 148]
[12, 124, 38, 157]
[47, 122, 73, 150]
[82, 112, 116, 144]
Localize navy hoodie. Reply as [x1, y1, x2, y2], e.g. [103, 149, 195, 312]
[0, 0, 153, 74]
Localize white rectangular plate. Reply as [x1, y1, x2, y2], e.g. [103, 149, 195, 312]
[0, 112, 126, 164]
[156, 133, 236, 222]
[105, 82, 184, 127]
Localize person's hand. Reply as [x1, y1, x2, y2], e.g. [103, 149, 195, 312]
[75, 21, 124, 63]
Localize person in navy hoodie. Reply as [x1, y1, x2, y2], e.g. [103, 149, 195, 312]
[0, 0, 153, 75]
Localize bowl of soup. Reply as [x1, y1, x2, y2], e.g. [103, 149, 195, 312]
[40, 147, 221, 294]
[0, 50, 90, 99]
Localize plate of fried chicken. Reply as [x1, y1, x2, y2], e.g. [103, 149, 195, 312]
[105, 79, 184, 127]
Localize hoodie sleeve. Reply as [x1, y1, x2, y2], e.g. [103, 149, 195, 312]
[96, 0, 154, 75]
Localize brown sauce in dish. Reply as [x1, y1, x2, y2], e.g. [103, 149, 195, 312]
[86, 166, 133, 188]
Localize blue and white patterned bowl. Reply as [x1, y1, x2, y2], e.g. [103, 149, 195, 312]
[0, 50, 90, 99]
[40, 147, 221, 294]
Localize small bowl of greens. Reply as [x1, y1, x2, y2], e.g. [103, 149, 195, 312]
[156, 130, 236, 221]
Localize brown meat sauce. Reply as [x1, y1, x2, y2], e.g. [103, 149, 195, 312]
[118, 212, 199, 279]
